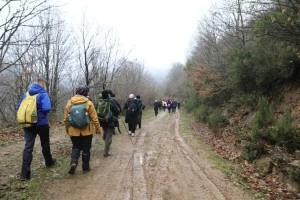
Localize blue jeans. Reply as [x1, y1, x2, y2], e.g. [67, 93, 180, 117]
[22, 125, 53, 172]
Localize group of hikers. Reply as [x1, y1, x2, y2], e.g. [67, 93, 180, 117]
[153, 99, 180, 116]
[16, 78, 146, 180]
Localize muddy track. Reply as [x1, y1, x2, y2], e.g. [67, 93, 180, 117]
[45, 111, 252, 200]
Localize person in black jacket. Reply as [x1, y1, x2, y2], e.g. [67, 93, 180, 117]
[135, 95, 145, 129]
[96, 90, 120, 157]
[123, 94, 139, 137]
[154, 100, 159, 116]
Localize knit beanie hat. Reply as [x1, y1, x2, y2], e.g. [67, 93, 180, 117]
[76, 86, 89, 96]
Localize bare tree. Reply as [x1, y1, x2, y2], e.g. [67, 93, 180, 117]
[0, 0, 52, 74]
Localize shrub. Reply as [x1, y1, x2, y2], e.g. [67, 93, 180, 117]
[241, 141, 268, 161]
[207, 109, 229, 130]
[185, 91, 201, 113]
[193, 104, 209, 122]
[251, 97, 275, 140]
[275, 112, 300, 153]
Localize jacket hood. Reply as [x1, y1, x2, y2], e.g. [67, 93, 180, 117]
[71, 95, 89, 104]
[28, 84, 46, 95]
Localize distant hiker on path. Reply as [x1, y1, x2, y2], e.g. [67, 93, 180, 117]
[124, 94, 139, 137]
[135, 95, 145, 129]
[167, 99, 172, 113]
[96, 90, 120, 157]
[64, 86, 102, 175]
[154, 100, 159, 116]
[16, 77, 56, 181]
[172, 101, 177, 113]
[162, 100, 167, 111]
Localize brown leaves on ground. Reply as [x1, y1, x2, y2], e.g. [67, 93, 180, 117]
[192, 120, 300, 200]
[0, 127, 23, 143]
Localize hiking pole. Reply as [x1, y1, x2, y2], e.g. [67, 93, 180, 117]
[121, 120, 135, 147]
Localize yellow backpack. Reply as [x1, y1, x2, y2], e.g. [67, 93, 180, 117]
[17, 92, 38, 127]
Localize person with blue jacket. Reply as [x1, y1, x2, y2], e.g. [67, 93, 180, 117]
[16, 77, 56, 181]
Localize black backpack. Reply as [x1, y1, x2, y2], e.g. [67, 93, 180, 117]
[126, 100, 138, 116]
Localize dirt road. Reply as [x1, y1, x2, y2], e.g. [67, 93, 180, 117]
[44, 111, 252, 200]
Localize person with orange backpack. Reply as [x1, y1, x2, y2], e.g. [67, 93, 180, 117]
[16, 77, 56, 181]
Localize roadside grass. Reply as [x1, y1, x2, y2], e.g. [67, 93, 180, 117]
[2, 155, 69, 200]
[141, 108, 157, 124]
[179, 109, 267, 200]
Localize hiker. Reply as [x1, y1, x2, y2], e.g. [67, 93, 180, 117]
[167, 99, 172, 113]
[135, 95, 145, 129]
[96, 90, 120, 157]
[124, 94, 139, 137]
[158, 99, 163, 110]
[177, 101, 181, 109]
[16, 77, 56, 181]
[162, 100, 167, 111]
[172, 101, 177, 113]
[154, 100, 159, 116]
[110, 92, 122, 134]
[64, 86, 102, 175]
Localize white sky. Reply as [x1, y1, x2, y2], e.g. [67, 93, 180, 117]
[53, 0, 216, 76]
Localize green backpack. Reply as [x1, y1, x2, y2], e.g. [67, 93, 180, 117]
[96, 99, 113, 123]
[68, 102, 90, 129]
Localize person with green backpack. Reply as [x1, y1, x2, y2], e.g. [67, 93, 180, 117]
[64, 86, 102, 175]
[96, 90, 120, 157]
[16, 77, 56, 181]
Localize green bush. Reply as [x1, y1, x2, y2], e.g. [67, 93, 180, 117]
[241, 142, 267, 161]
[207, 109, 229, 130]
[228, 47, 257, 93]
[251, 97, 275, 135]
[275, 112, 300, 153]
[185, 91, 201, 113]
[193, 104, 210, 122]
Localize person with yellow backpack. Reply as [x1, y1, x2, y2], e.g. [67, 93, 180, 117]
[16, 77, 56, 181]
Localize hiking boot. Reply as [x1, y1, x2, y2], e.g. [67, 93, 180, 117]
[68, 164, 76, 175]
[82, 168, 91, 174]
[103, 153, 112, 157]
[131, 133, 135, 137]
[20, 170, 31, 181]
[46, 158, 56, 167]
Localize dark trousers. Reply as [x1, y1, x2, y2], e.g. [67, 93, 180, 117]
[154, 108, 158, 116]
[128, 120, 136, 133]
[103, 127, 114, 154]
[70, 135, 92, 170]
[137, 112, 142, 128]
[22, 125, 53, 172]
[70, 135, 92, 154]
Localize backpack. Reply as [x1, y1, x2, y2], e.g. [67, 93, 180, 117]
[136, 99, 145, 112]
[96, 99, 113, 123]
[127, 100, 138, 116]
[68, 102, 90, 129]
[17, 92, 38, 128]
